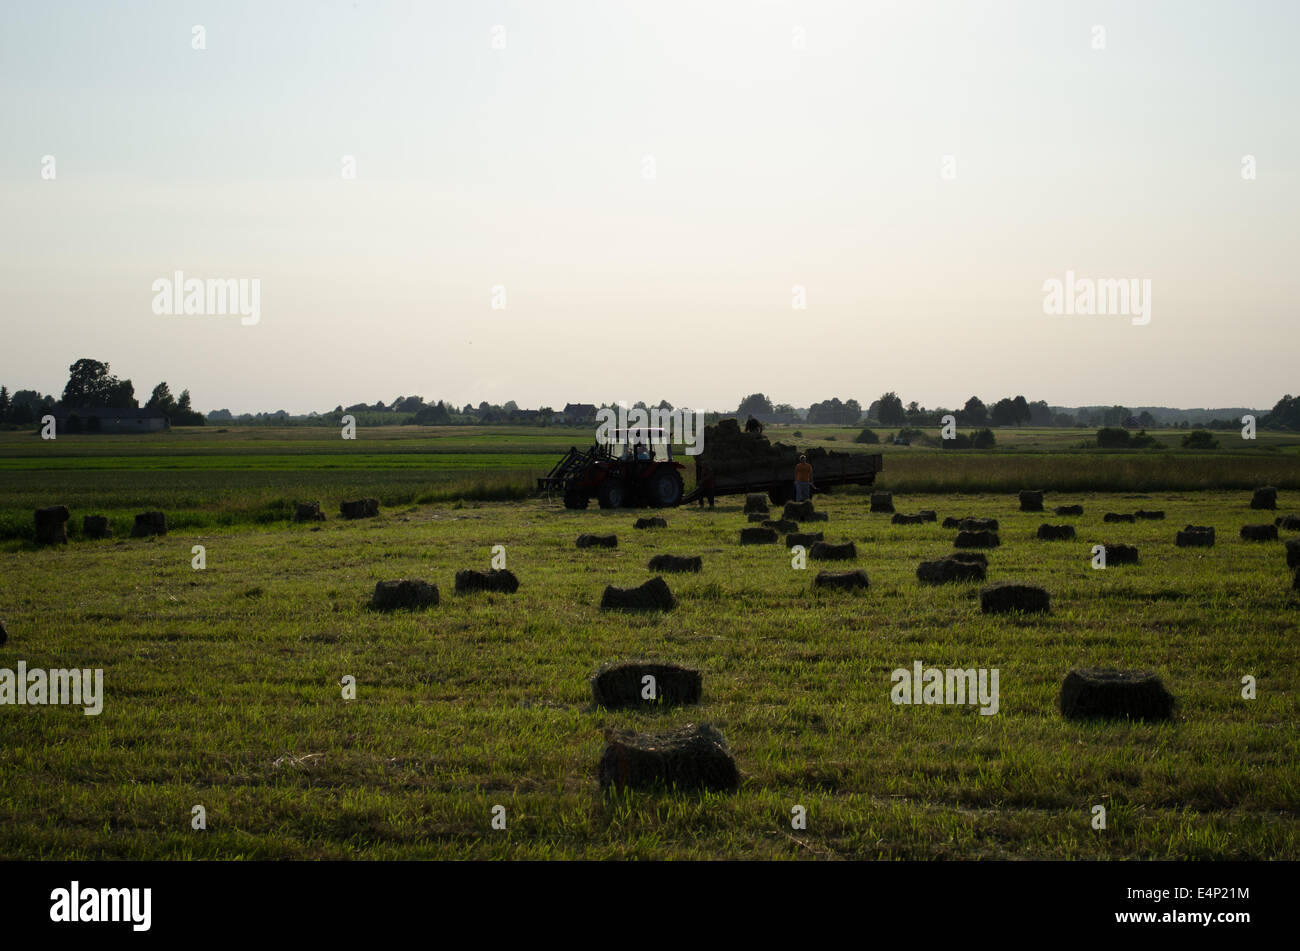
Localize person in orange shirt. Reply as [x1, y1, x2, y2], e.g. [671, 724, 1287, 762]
[794, 454, 814, 501]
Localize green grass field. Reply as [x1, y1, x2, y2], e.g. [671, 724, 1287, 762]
[2, 449, 1298, 857]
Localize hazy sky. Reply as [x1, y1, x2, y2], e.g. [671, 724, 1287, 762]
[2, 0, 1296, 414]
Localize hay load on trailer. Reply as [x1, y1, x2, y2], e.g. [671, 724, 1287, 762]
[681, 418, 882, 506]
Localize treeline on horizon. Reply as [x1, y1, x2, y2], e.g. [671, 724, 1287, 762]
[2, 357, 1299, 432]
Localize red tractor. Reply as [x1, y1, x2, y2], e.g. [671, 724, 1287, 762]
[538, 428, 686, 509]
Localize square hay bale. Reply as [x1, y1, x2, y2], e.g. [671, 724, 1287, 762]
[1285, 538, 1300, 568]
[598, 723, 739, 793]
[743, 494, 770, 515]
[918, 510, 937, 522]
[1054, 504, 1084, 517]
[648, 553, 703, 573]
[746, 513, 767, 523]
[955, 530, 999, 549]
[1240, 523, 1278, 541]
[762, 518, 799, 533]
[870, 492, 894, 513]
[370, 579, 439, 610]
[1098, 543, 1139, 565]
[783, 500, 818, 521]
[1059, 668, 1174, 721]
[916, 557, 986, 584]
[813, 569, 870, 591]
[340, 498, 379, 519]
[958, 517, 999, 532]
[576, 533, 618, 549]
[82, 515, 111, 539]
[1036, 523, 1076, 541]
[1251, 486, 1278, 510]
[786, 531, 824, 548]
[942, 516, 961, 529]
[591, 661, 702, 709]
[131, 511, 167, 537]
[1275, 514, 1300, 531]
[600, 576, 676, 611]
[34, 505, 70, 545]
[892, 513, 925, 525]
[980, 581, 1049, 614]
[810, 541, 857, 561]
[454, 568, 520, 594]
[1176, 525, 1215, 547]
[294, 501, 326, 522]
[1135, 510, 1165, 520]
[739, 527, 778, 545]
[1018, 490, 1044, 512]
[634, 517, 668, 529]
[1103, 512, 1136, 523]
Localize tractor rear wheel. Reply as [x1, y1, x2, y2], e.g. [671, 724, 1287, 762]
[646, 467, 684, 507]
[563, 487, 589, 509]
[768, 485, 792, 506]
[597, 479, 627, 509]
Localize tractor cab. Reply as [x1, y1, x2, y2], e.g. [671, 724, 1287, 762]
[599, 428, 674, 463]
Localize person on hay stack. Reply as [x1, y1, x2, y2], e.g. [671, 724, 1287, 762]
[793, 454, 815, 502]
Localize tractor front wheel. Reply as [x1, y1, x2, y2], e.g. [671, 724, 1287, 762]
[563, 487, 589, 509]
[646, 467, 684, 507]
[597, 479, 627, 509]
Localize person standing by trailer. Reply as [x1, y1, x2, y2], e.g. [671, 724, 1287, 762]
[696, 462, 716, 508]
[794, 454, 814, 501]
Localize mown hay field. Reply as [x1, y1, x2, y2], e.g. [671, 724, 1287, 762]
[2, 486, 1297, 859]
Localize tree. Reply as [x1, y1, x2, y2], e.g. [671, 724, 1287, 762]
[177, 389, 192, 412]
[877, 392, 905, 426]
[736, 393, 774, 420]
[146, 382, 177, 414]
[1182, 430, 1219, 449]
[960, 396, 987, 426]
[1028, 400, 1053, 425]
[1137, 410, 1156, 427]
[0, 385, 9, 422]
[62, 358, 136, 409]
[1011, 395, 1030, 425]
[990, 398, 1018, 427]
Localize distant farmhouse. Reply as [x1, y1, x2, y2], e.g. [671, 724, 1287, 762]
[562, 403, 597, 424]
[53, 406, 170, 434]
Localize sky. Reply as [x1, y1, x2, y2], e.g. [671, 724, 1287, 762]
[2, 0, 1297, 414]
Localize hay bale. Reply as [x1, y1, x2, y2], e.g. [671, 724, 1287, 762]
[591, 662, 701, 709]
[958, 517, 999, 532]
[743, 494, 769, 515]
[1098, 543, 1139, 565]
[980, 581, 1050, 614]
[1019, 490, 1044, 512]
[1275, 514, 1300, 531]
[454, 568, 519, 594]
[576, 533, 618, 549]
[809, 541, 857, 561]
[783, 500, 815, 521]
[1054, 504, 1084, 516]
[370, 579, 439, 610]
[918, 510, 937, 522]
[0, 618, 7, 647]
[1176, 525, 1215, 547]
[634, 517, 667, 529]
[955, 530, 999, 549]
[1285, 539, 1300, 568]
[294, 501, 326, 522]
[340, 498, 379, 519]
[1059, 668, 1174, 721]
[1294, 567, 1300, 592]
[746, 513, 767, 523]
[82, 515, 111, 539]
[1251, 486, 1278, 510]
[1135, 510, 1165, 520]
[739, 527, 778, 545]
[813, 569, 870, 591]
[941, 517, 961, 529]
[916, 557, 986, 584]
[762, 519, 799, 533]
[1240, 523, 1278, 541]
[34, 506, 70, 545]
[131, 511, 167, 537]
[648, 554, 702, 573]
[892, 513, 925, 525]
[786, 531, 824, 548]
[870, 492, 894, 513]
[600, 576, 675, 611]
[598, 723, 739, 793]
[1037, 524, 1076, 541]
[1103, 512, 1136, 523]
